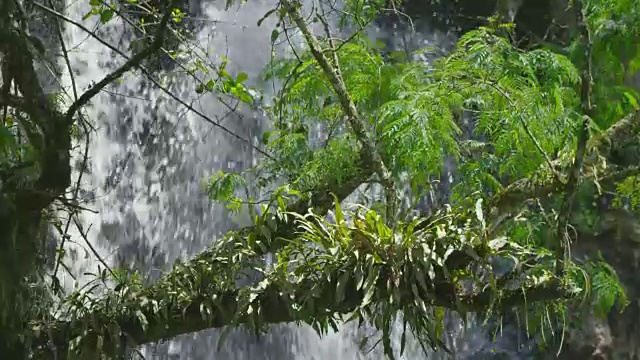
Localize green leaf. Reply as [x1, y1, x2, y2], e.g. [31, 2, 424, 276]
[271, 29, 279, 43]
[135, 310, 149, 331]
[100, 9, 114, 23]
[475, 198, 485, 229]
[335, 271, 350, 303]
[435, 306, 445, 339]
[259, 225, 272, 241]
[69, 335, 82, 351]
[231, 86, 254, 104]
[355, 266, 364, 290]
[623, 91, 639, 110]
[236, 72, 249, 83]
[400, 319, 407, 355]
[82, 8, 99, 21]
[332, 193, 344, 225]
[488, 236, 508, 250]
[262, 131, 273, 145]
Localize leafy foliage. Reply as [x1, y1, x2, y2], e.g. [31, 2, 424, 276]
[220, 24, 585, 208]
[582, 258, 628, 317]
[4, 0, 640, 358]
[614, 175, 640, 210]
[207, 170, 248, 214]
[581, 0, 640, 128]
[192, 0, 636, 356]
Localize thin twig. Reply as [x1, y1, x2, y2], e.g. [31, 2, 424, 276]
[46, 0, 95, 282]
[48, 0, 78, 102]
[55, 197, 98, 214]
[72, 217, 115, 277]
[486, 81, 562, 182]
[47, 0, 174, 279]
[34, 3, 273, 159]
[316, 5, 340, 74]
[38, 0, 175, 124]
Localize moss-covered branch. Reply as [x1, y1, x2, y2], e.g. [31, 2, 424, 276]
[12, 1, 640, 358]
[25, 3, 640, 352]
[589, 109, 640, 167]
[33, 206, 572, 358]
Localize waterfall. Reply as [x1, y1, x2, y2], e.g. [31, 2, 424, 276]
[53, 0, 536, 358]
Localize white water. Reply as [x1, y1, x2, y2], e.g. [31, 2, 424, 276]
[54, 0, 531, 358]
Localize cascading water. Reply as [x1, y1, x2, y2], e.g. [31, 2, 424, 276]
[54, 0, 536, 358]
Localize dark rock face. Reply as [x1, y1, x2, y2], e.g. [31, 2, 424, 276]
[382, 0, 575, 48]
[566, 211, 640, 360]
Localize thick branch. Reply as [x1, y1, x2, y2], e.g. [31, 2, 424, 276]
[22, 2, 640, 357]
[589, 109, 640, 166]
[50, 279, 564, 355]
[31, 62, 640, 359]
[0, 4, 74, 355]
[34, 105, 640, 357]
[555, 0, 593, 276]
[35, 237, 568, 358]
[0, 8, 71, 208]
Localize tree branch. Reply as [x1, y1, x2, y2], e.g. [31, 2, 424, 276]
[0, 3, 76, 354]
[555, 0, 592, 276]
[33, 226, 569, 358]
[36, 3, 273, 159]
[20, 2, 640, 357]
[279, 0, 398, 220]
[588, 109, 640, 165]
[485, 80, 563, 182]
[491, 109, 637, 221]
[33, 2, 176, 125]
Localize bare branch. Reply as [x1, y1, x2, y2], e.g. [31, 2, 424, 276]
[33, 2, 175, 124]
[32, 1, 273, 159]
[47, 0, 78, 102]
